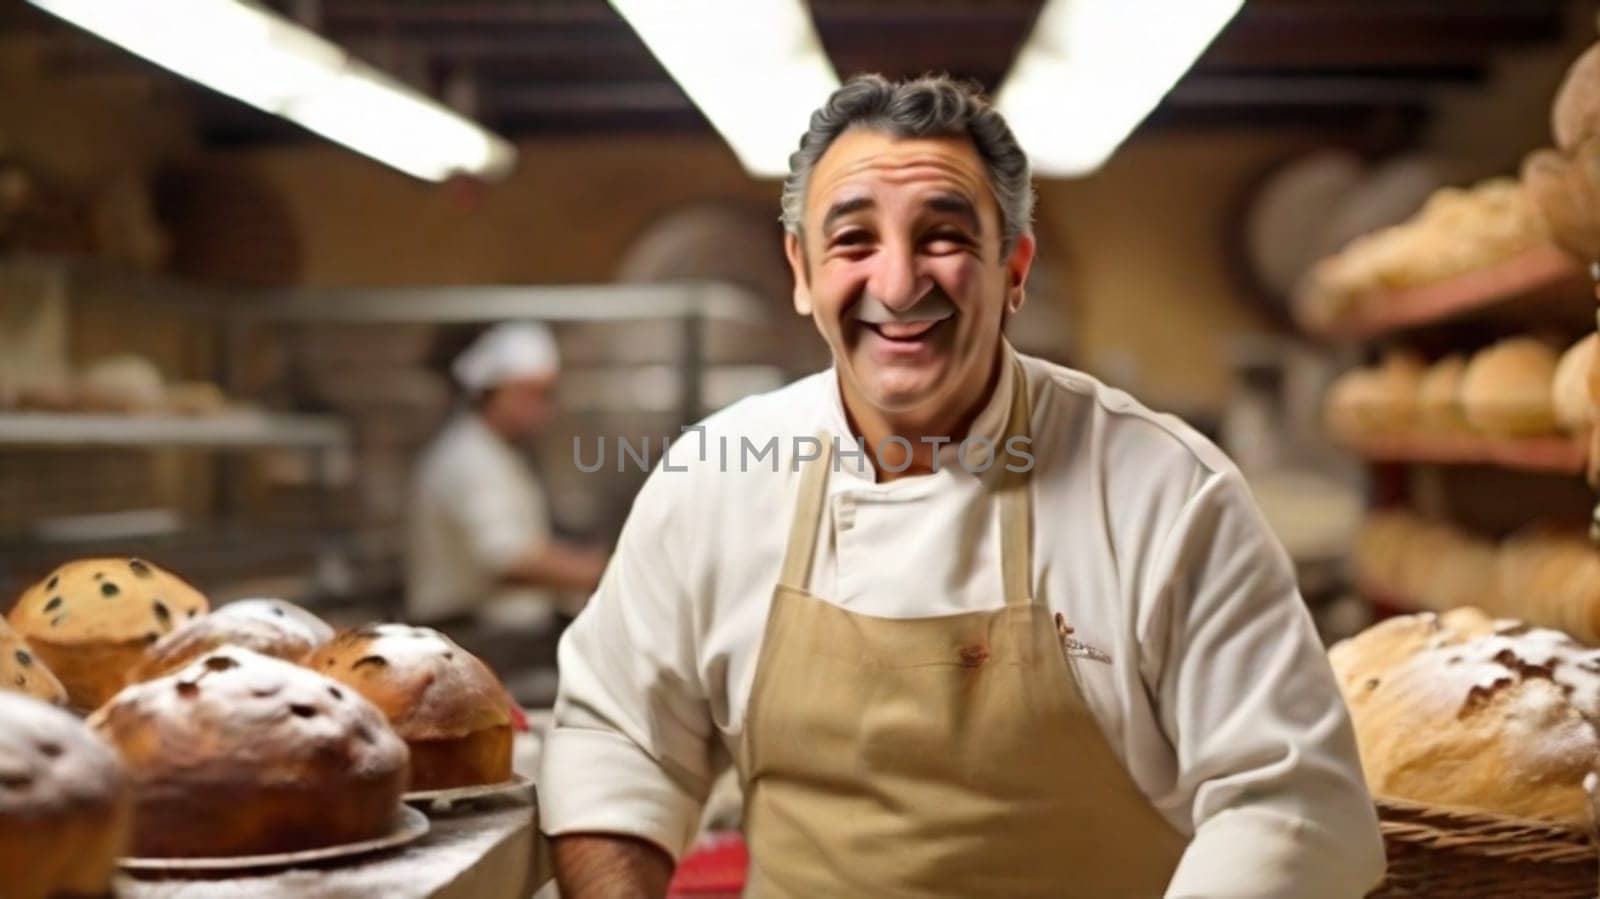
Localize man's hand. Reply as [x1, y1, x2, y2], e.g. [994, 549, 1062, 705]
[553, 833, 674, 899]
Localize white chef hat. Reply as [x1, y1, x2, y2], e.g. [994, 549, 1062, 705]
[452, 322, 560, 392]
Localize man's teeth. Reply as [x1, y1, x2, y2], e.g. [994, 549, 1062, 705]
[874, 319, 940, 340]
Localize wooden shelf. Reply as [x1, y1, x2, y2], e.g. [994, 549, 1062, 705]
[1306, 244, 1589, 341]
[1340, 432, 1588, 475]
[0, 411, 349, 450]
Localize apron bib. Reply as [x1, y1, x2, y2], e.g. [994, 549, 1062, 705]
[736, 356, 1188, 898]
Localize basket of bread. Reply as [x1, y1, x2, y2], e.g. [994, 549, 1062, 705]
[1332, 607, 1600, 897]
[0, 557, 526, 895]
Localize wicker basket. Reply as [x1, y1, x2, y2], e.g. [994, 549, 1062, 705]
[1368, 797, 1598, 898]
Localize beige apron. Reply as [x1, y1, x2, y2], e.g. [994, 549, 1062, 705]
[736, 358, 1189, 898]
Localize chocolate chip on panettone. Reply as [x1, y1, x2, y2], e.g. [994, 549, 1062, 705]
[13, 650, 30, 667]
[42, 597, 62, 613]
[203, 655, 238, 671]
[152, 601, 171, 625]
[352, 655, 388, 670]
[100, 582, 119, 598]
[128, 559, 152, 577]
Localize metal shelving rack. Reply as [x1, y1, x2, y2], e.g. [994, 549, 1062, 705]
[0, 254, 779, 607]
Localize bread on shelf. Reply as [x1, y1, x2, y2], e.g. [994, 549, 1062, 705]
[1417, 354, 1469, 434]
[1331, 610, 1600, 827]
[1554, 333, 1598, 432]
[1553, 43, 1600, 153]
[89, 647, 409, 858]
[77, 354, 166, 414]
[0, 690, 131, 899]
[1324, 350, 1425, 441]
[1522, 144, 1600, 261]
[309, 624, 515, 791]
[1461, 337, 1560, 438]
[6, 558, 210, 710]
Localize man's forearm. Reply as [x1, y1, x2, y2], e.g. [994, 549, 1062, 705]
[502, 541, 608, 593]
[553, 833, 675, 899]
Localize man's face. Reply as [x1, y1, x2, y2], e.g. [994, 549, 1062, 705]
[786, 128, 1035, 419]
[483, 374, 557, 440]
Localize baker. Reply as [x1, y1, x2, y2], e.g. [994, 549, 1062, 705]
[540, 75, 1386, 897]
[406, 322, 607, 667]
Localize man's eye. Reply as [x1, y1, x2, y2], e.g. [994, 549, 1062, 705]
[831, 231, 871, 247]
[925, 231, 972, 249]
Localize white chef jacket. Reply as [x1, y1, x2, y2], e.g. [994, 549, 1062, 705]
[541, 350, 1386, 898]
[406, 411, 555, 627]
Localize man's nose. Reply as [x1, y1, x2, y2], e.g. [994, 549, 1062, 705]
[866, 241, 931, 311]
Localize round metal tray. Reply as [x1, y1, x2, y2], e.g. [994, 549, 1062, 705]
[403, 773, 534, 814]
[120, 804, 429, 875]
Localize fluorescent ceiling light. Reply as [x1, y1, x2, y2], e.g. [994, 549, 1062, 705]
[996, 0, 1244, 177]
[26, 0, 516, 182]
[610, 0, 839, 178]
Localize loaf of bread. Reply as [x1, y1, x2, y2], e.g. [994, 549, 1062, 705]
[1521, 146, 1600, 260]
[7, 558, 210, 710]
[309, 625, 514, 791]
[1498, 529, 1600, 645]
[0, 690, 131, 899]
[1553, 43, 1600, 152]
[0, 615, 65, 705]
[129, 606, 323, 685]
[1324, 351, 1425, 441]
[1461, 337, 1560, 437]
[1417, 354, 1468, 433]
[1331, 611, 1600, 827]
[1554, 333, 1598, 432]
[78, 354, 166, 413]
[89, 647, 408, 857]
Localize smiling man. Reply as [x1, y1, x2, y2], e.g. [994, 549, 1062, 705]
[540, 75, 1386, 898]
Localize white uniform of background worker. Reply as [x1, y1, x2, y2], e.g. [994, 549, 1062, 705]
[542, 75, 1386, 898]
[407, 323, 606, 646]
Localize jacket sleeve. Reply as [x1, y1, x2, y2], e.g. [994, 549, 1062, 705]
[1149, 469, 1387, 898]
[537, 463, 715, 859]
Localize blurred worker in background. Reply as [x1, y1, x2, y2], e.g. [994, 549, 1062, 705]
[407, 321, 608, 675]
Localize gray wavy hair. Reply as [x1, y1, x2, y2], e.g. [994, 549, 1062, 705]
[780, 74, 1035, 254]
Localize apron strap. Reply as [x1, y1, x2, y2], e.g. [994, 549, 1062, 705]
[777, 434, 834, 591]
[999, 355, 1034, 607]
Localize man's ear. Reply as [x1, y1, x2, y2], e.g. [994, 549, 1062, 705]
[785, 231, 813, 316]
[1004, 232, 1036, 315]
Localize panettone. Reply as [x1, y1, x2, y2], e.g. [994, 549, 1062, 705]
[1331, 611, 1600, 827]
[1417, 354, 1468, 434]
[1554, 333, 1597, 432]
[0, 615, 65, 705]
[89, 647, 408, 857]
[7, 558, 209, 710]
[309, 624, 514, 791]
[213, 597, 335, 645]
[129, 608, 322, 685]
[1461, 337, 1560, 437]
[1553, 43, 1600, 152]
[0, 691, 131, 899]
